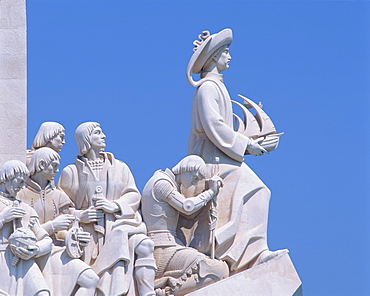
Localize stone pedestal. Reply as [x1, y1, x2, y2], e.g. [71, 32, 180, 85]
[186, 252, 302, 296]
[0, 0, 27, 166]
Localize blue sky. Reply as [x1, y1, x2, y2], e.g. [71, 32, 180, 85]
[26, 1, 369, 295]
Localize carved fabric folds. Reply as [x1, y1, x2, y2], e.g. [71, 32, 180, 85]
[0, 199, 51, 296]
[58, 152, 150, 296]
[186, 73, 271, 272]
[18, 183, 92, 295]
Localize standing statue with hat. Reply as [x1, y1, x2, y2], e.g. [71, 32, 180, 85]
[184, 28, 286, 273]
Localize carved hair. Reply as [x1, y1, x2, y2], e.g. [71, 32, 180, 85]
[32, 122, 65, 150]
[75, 122, 101, 156]
[28, 147, 60, 176]
[172, 155, 206, 178]
[0, 160, 29, 183]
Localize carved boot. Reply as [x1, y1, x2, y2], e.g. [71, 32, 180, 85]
[135, 258, 157, 296]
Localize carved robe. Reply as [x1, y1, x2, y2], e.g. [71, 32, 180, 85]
[18, 179, 93, 296]
[58, 152, 149, 296]
[0, 196, 52, 296]
[186, 72, 271, 272]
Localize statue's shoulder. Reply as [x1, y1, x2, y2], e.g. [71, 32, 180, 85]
[60, 163, 77, 175]
[199, 79, 219, 88]
[105, 152, 128, 168]
[197, 79, 222, 96]
[53, 187, 73, 205]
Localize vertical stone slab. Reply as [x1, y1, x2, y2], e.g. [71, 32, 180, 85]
[0, 0, 27, 167]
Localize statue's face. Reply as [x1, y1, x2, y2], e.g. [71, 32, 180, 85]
[89, 126, 106, 150]
[215, 45, 231, 72]
[5, 173, 26, 197]
[47, 131, 65, 152]
[180, 171, 201, 189]
[41, 159, 60, 181]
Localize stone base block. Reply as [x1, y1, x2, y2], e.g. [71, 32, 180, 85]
[186, 252, 302, 296]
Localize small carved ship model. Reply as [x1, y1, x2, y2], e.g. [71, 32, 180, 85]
[232, 94, 283, 154]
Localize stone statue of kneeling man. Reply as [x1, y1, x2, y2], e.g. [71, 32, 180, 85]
[141, 155, 229, 296]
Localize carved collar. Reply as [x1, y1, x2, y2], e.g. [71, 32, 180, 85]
[200, 72, 224, 82]
[0, 192, 19, 206]
[25, 178, 53, 193]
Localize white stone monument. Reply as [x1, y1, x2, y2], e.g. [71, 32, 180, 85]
[0, 0, 27, 167]
[0, 2, 302, 293]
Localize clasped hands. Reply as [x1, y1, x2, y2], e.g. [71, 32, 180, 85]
[79, 196, 119, 224]
[208, 175, 223, 196]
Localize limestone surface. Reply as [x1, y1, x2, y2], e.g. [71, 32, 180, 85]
[0, 0, 27, 166]
[185, 252, 302, 296]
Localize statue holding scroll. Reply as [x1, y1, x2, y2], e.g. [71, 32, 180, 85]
[185, 28, 286, 273]
[58, 122, 156, 296]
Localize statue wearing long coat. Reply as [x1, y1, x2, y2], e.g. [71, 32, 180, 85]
[186, 72, 271, 272]
[58, 152, 149, 296]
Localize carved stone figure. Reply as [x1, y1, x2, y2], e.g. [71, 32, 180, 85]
[0, 160, 52, 296]
[185, 29, 286, 273]
[58, 122, 156, 296]
[142, 155, 229, 296]
[26, 122, 66, 167]
[18, 147, 99, 296]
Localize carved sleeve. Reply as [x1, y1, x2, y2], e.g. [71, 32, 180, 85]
[112, 160, 140, 219]
[197, 82, 250, 162]
[29, 208, 52, 257]
[153, 179, 214, 215]
[57, 165, 77, 204]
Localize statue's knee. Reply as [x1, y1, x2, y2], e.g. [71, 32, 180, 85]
[36, 291, 50, 296]
[135, 238, 155, 258]
[77, 268, 99, 288]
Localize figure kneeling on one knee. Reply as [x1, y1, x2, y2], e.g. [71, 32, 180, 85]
[141, 155, 229, 296]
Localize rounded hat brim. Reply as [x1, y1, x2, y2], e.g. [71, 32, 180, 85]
[188, 28, 233, 75]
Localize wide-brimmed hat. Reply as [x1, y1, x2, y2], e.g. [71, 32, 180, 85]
[186, 28, 232, 87]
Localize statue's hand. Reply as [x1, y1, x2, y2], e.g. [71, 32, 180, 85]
[13, 245, 39, 260]
[209, 176, 223, 196]
[79, 209, 104, 223]
[76, 231, 90, 247]
[52, 214, 74, 232]
[0, 206, 26, 223]
[246, 138, 268, 156]
[92, 196, 119, 214]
